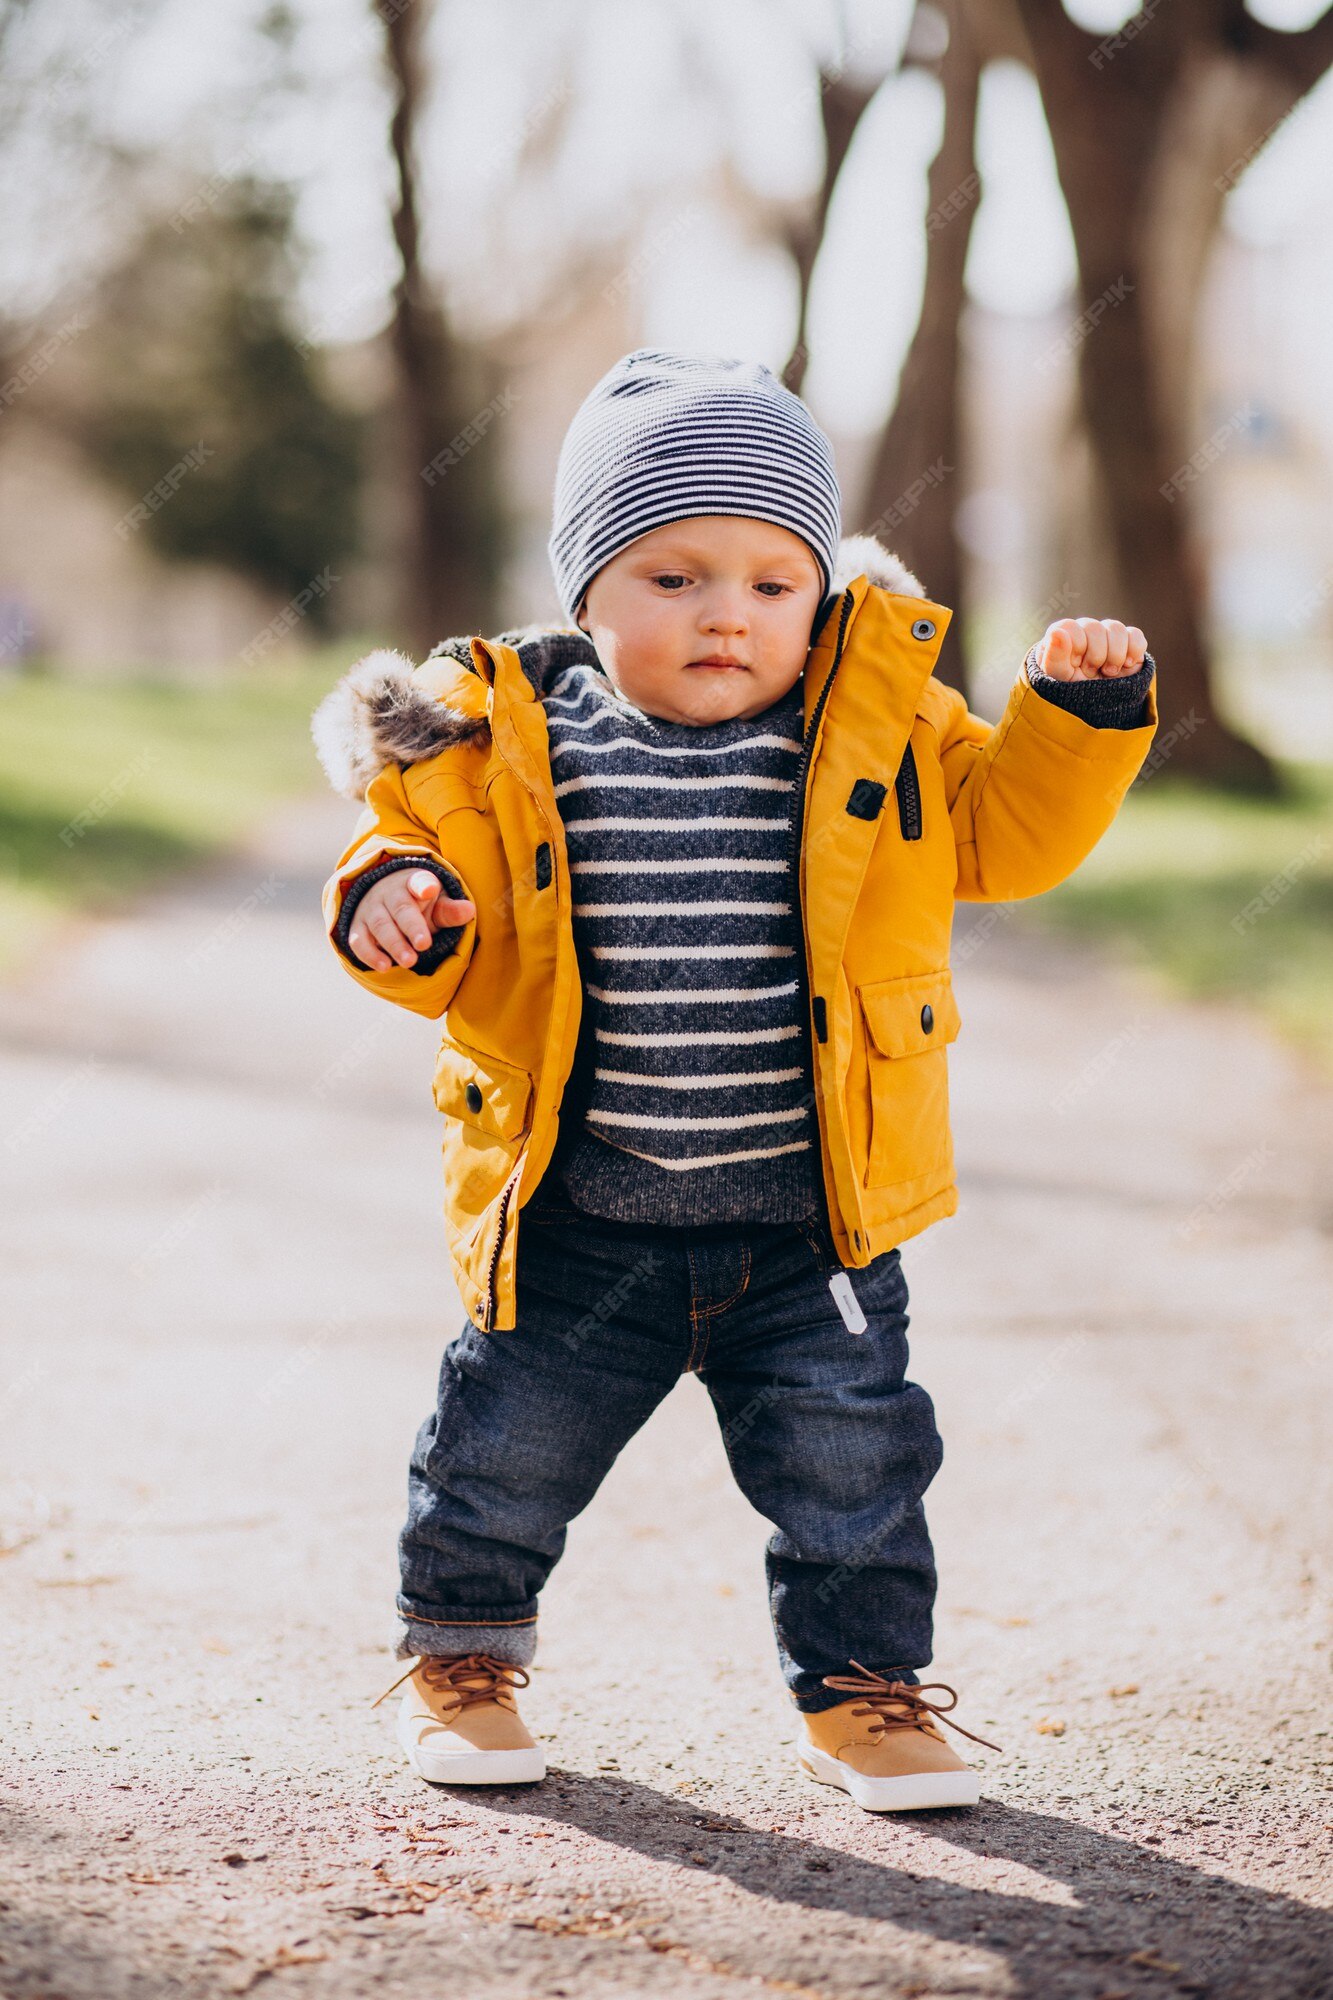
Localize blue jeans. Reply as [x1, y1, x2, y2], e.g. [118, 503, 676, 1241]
[395, 1182, 943, 1711]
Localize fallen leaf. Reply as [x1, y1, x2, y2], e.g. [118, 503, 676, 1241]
[35, 1574, 122, 1588]
[1108, 1684, 1140, 1699]
[1035, 1717, 1066, 1737]
[1128, 1949, 1181, 1973]
[231, 1944, 329, 1992]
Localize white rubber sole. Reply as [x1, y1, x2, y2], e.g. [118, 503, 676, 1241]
[397, 1701, 546, 1786]
[799, 1745, 980, 1812]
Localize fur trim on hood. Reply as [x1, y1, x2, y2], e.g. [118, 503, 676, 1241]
[311, 532, 928, 801]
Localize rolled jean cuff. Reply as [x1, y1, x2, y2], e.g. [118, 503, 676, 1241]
[394, 1609, 538, 1666]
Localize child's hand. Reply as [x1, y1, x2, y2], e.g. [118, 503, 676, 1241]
[1033, 617, 1147, 681]
[348, 868, 476, 971]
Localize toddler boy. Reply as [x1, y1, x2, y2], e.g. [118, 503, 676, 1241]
[315, 348, 1157, 1810]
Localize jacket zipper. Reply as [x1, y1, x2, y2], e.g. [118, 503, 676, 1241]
[785, 588, 855, 920]
[470, 646, 566, 1333]
[480, 1160, 523, 1332]
[786, 590, 856, 1304]
[895, 739, 922, 840]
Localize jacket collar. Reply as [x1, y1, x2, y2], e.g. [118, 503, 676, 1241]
[311, 532, 929, 801]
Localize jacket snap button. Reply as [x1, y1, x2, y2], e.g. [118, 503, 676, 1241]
[911, 618, 936, 641]
[920, 1003, 934, 1033]
[465, 1081, 483, 1113]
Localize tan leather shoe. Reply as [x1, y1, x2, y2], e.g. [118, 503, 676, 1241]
[798, 1662, 998, 1811]
[371, 1653, 545, 1785]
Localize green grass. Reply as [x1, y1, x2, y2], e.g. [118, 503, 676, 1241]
[0, 652, 351, 974]
[1033, 759, 1333, 1079]
[4, 655, 1330, 1082]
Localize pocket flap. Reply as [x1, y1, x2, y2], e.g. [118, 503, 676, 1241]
[432, 1039, 533, 1143]
[860, 971, 961, 1058]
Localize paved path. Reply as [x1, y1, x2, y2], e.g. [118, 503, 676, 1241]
[0, 793, 1329, 2000]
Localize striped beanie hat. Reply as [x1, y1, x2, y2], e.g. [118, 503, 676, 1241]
[548, 347, 842, 623]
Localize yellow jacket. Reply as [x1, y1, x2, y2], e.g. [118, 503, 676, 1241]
[315, 535, 1158, 1331]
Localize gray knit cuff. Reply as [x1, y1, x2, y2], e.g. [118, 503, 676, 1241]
[333, 854, 467, 974]
[1024, 647, 1155, 729]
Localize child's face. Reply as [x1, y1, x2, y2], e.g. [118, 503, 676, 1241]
[574, 515, 824, 726]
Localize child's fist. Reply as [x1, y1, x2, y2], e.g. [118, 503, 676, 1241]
[1034, 617, 1147, 681]
[348, 867, 476, 972]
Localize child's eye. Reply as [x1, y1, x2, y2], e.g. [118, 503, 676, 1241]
[755, 581, 793, 597]
[651, 573, 690, 591]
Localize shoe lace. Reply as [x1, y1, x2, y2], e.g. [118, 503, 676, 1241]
[369, 1652, 531, 1712]
[819, 1660, 1002, 1752]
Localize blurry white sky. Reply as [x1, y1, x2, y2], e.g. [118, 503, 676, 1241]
[10, 0, 1333, 438]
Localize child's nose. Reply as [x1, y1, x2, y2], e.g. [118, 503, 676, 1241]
[700, 593, 748, 633]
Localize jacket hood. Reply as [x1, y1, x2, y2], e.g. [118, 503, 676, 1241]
[311, 532, 928, 802]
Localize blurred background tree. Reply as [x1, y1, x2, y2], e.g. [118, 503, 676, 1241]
[375, 0, 505, 652]
[0, 0, 1330, 789]
[78, 179, 365, 621]
[1015, 0, 1333, 791]
[0, 0, 1328, 1066]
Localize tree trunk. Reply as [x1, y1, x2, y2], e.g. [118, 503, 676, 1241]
[782, 72, 884, 397]
[1013, 0, 1333, 791]
[378, 0, 503, 655]
[859, 0, 981, 695]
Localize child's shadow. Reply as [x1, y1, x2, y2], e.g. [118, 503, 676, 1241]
[459, 1770, 1330, 1996]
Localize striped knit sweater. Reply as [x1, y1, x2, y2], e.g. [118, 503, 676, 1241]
[542, 651, 824, 1227]
[330, 626, 1156, 1231]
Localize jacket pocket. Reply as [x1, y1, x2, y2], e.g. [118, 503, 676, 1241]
[858, 970, 962, 1189]
[432, 1037, 534, 1209]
